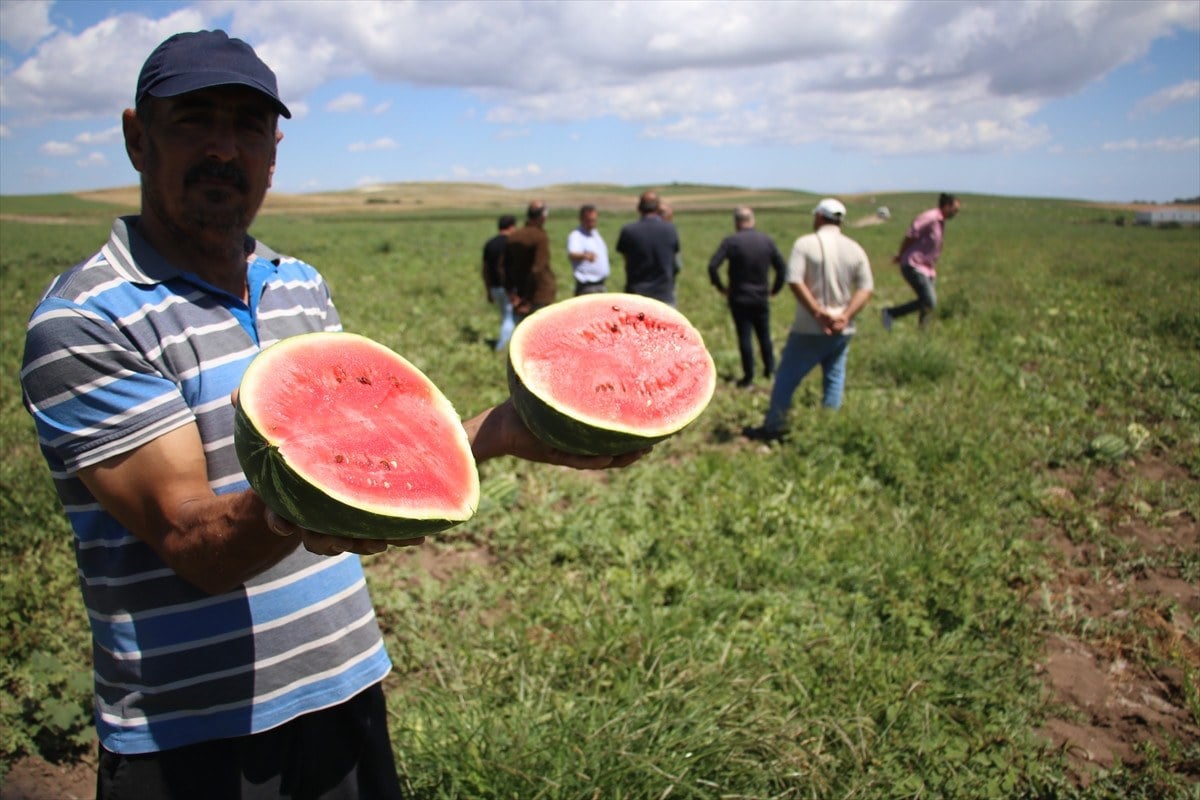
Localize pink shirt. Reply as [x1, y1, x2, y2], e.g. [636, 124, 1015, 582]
[901, 207, 945, 278]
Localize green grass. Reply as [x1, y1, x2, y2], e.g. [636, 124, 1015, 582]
[1, 189, 1197, 797]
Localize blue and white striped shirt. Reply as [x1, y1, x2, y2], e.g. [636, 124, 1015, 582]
[21, 217, 391, 754]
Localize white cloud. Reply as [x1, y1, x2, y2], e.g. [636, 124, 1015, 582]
[326, 92, 365, 113]
[347, 137, 399, 152]
[40, 140, 77, 156]
[1103, 136, 1200, 153]
[0, 0, 1195, 167]
[0, 123, 10, 138]
[0, 0, 56, 52]
[74, 126, 122, 146]
[1132, 80, 1200, 116]
[76, 152, 109, 168]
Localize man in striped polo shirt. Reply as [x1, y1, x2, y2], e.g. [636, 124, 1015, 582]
[21, 30, 643, 800]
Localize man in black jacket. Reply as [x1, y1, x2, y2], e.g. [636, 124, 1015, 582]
[707, 206, 786, 387]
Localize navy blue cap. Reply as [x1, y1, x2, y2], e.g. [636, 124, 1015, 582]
[136, 30, 291, 118]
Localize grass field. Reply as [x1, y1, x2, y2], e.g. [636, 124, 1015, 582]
[1, 185, 1197, 798]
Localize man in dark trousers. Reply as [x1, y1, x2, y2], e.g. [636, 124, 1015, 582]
[503, 200, 556, 323]
[616, 190, 681, 306]
[482, 213, 517, 349]
[707, 206, 787, 388]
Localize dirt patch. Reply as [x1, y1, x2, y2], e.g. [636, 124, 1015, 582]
[1033, 455, 1200, 786]
[2, 753, 94, 800]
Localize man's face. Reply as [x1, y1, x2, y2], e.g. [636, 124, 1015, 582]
[943, 199, 961, 219]
[129, 85, 278, 251]
[581, 209, 598, 231]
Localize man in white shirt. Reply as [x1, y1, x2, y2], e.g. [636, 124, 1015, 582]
[567, 204, 610, 295]
[745, 198, 874, 441]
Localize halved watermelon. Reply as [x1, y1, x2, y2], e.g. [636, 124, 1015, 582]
[234, 332, 479, 539]
[507, 293, 716, 455]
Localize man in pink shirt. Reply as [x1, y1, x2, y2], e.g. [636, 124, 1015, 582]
[881, 193, 961, 330]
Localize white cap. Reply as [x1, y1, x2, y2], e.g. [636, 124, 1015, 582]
[813, 198, 846, 220]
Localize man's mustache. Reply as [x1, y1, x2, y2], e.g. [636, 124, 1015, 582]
[186, 161, 248, 192]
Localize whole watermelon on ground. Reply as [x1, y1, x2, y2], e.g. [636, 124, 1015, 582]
[235, 332, 479, 539]
[507, 293, 717, 456]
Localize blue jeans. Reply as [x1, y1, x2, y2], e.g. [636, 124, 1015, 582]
[489, 286, 515, 350]
[764, 332, 852, 430]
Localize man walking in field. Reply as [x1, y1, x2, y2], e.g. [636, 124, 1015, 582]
[567, 204, 610, 295]
[745, 198, 874, 441]
[881, 193, 961, 330]
[617, 190, 681, 306]
[707, 206, 787, 388]
[504, 200, 557, 323]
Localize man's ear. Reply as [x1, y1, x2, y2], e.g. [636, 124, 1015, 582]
[122, 108, 146, 174]
[268, 128, 283, 188]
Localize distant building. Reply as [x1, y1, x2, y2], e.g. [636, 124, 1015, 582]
[1134, 207, 1200, 226]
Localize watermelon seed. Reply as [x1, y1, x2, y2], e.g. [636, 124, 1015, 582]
[611, 305, 620, 311]
[358, 375, 373, 385]
[333, 366, 348, 383]
[334, 454, 346, 463]
[609, 323, 619, 332]
[637, 312, 645, 320]
[379, 459, 392, 470]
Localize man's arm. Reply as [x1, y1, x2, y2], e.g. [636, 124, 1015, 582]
[788, 280, 830, 331]
[769, 244, 787, 295]
[464, 399, 646, 470]
[77, 424, 311, 596]
[707, 240, 728, 293]
[893, 235, 916, 264]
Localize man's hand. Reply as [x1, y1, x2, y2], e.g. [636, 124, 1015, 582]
[265, 510, 422, 556]
[466, 399, 649, 469]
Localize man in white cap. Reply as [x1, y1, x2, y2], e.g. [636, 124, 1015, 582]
[745, 198, 874, 440]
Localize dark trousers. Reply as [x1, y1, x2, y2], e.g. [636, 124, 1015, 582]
[97, 683, 403, 800]
[574, 280, 607, 296]
[888, 263, 937, 325]
[730, 301, 774, 382]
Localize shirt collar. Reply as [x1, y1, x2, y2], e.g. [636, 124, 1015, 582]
[102, 215, 279, 286]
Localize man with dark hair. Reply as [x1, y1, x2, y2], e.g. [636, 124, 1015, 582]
[20, 31, 642, 799]
[707, 206, 786, 388]
[745, 198, 874, 441]
[881, 193, 961, 330]
[504, 200, 557, 323]
[567, 204, 610, 295]
[483, 213, 517, 349]
[616, 189, 681, 306]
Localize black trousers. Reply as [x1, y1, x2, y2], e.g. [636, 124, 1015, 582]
[729, 301, 774, 382]
[97, 683, 404, 800]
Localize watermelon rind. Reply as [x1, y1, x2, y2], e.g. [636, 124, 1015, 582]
[235, 332, 479, 539]
[507, 293, 716, 456]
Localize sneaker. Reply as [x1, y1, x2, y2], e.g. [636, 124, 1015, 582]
[881, 308, 893, 332]
[736, 377, 753, 389]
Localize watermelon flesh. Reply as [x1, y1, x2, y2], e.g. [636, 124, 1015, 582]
[507, 293, 716, 455]
[235, 332, 479, 539]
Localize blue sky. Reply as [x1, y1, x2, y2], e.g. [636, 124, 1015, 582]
[2, 0, 1197, 202]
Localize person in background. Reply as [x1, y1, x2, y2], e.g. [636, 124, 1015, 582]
[707, 205, 786, 388]
[567, 204, 610, 295]
[503, 200, 556, 323]
[744, 198, 874, 441]
[616, 190, 681, 306]
[20, 30, 643, 800]
[881, 193, 961, 330]
[483, 213, 517, 349]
